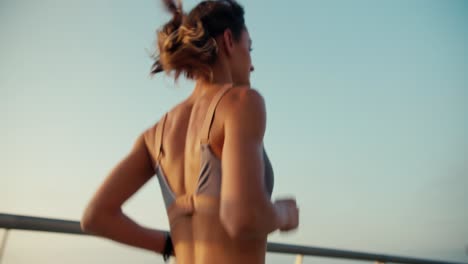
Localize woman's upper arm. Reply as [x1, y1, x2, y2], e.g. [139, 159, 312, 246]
[220, 88, 270, 217]
[84, 130, 156, 213]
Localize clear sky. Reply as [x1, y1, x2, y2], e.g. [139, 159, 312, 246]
[1, 0, 467, 263]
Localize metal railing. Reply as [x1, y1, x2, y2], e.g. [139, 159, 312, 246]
[0, 213, 466, 264]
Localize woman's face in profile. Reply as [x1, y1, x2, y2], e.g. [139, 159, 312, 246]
[230, 28, 254, 85]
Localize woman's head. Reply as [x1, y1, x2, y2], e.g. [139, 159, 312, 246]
[152, 0, 253, 84]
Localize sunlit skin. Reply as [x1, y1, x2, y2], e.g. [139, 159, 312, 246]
[81, 24, 299, 264]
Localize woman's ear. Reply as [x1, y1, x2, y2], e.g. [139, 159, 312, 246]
[222, 29, 235, 57]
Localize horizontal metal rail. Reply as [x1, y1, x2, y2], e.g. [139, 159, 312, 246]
[0, 213, 85, 235]
[0, 213, 465, 264]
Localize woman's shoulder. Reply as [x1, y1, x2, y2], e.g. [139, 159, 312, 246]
[223, 85, 266, 114]
[220, 85, 267, 137]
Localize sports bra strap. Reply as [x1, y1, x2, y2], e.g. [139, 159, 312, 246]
[154, 113, 168, 163]
[200, 84, 233, 144]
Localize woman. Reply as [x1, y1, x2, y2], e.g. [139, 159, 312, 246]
[81, 0, 299, 263]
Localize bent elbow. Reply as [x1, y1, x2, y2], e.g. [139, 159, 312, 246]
[80, 207, 97, 233]
[80, 206, 107, 234]
[220, 206, 252, 240]
[220, 216, 247, 240]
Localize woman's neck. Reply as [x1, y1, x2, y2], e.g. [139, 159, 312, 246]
[190, 66, 233, 98]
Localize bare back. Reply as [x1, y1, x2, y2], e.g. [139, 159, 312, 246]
[143, 84, 274, 264]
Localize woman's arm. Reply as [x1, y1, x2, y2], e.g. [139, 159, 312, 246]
[80, 132, 167, 253]
[219, 88, 298, 240]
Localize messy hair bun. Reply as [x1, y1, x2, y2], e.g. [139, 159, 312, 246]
[151, 0, 245, 81]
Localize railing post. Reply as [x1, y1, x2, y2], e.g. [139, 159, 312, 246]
[0, 229, 10, 264]
[295, 254, 303, 264]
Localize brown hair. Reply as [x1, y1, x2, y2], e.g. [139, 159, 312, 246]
[151, 0, 246, 81]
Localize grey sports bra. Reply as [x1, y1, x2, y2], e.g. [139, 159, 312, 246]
[152, 85, 274, 211]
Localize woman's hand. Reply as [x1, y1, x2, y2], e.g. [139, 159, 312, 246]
[274, 198, 299, 232]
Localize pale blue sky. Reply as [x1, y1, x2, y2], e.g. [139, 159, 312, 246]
[1, 0, 467, 263]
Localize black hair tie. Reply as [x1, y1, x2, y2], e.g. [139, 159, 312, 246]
[162, 232, 174, 262]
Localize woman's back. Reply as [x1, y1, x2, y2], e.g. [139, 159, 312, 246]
[144, 84, 273, 264]
[81, 2, 298, 263]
